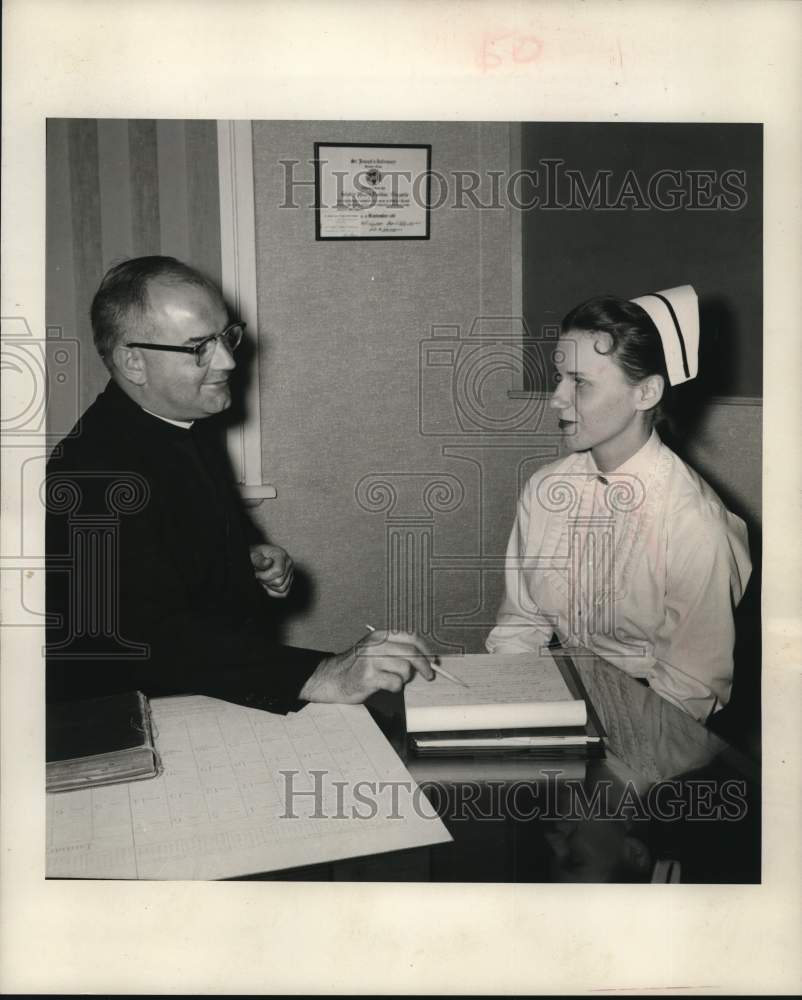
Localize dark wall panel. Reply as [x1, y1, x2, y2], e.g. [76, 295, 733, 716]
[521, 123, 762, 398]
[66, 120, 107, 412]
[128, 121, 161, 258]
[186, 120, 222, 289]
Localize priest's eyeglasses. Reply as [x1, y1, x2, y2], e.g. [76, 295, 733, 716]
[126, 322, 245, 367]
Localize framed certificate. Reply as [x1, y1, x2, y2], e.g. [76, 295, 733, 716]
[314, 142, 432, 240]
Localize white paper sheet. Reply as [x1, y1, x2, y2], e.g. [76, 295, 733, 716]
[404, 653, 587, 733]
[46, 695, 451, 879]
[414, 734, 594, 748]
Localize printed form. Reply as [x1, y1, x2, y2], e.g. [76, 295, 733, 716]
[46, 695, 451, 879]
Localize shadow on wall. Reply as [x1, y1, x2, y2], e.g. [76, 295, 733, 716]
[216, 295, 261, 432]
[674, 298, 762, 757]
[662, 295, 744, 455]
[211, 396, 320, 641]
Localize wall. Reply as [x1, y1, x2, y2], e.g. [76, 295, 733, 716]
[251, 122, 528, 653]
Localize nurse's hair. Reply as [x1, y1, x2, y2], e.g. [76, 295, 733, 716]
[560, 295, 673, 429]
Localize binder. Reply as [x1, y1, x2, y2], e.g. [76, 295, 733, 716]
[46, 690, 161, 792]
[404, 651, 606, 758]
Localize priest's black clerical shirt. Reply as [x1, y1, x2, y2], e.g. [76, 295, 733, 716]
[46, 380, 325, 712]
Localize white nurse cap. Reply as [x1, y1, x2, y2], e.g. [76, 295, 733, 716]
[630, 284, 699, 386]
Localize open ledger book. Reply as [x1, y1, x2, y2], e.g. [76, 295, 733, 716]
[47, 695, 451, 879]
[404, 651, 605, 756]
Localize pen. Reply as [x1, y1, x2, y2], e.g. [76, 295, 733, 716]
[363, 624, 470, 688]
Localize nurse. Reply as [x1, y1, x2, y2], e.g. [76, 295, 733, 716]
[486, 285, 752, 722]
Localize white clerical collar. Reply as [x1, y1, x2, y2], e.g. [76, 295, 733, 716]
[141, 406, 195, 430]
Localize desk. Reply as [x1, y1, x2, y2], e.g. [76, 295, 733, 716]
[257, 650, 760, 884]
[48, 650, 760, 883]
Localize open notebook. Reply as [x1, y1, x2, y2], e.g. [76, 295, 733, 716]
[404, 651, 605, 756]
[47, 695, 452, 879]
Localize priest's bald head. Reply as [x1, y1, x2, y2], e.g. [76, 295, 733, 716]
[90, 257, 244, 421]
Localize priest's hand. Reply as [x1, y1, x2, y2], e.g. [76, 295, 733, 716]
[250, 543, 294, 598]
[299, 629, 436, 704]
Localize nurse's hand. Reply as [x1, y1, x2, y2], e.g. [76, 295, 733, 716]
[250, 543, 294, 598]
[300, 630, 436, 704]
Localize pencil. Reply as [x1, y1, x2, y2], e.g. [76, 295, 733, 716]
[363, 624, 469, 688]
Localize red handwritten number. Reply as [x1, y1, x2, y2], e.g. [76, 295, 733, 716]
[480, 33, 543, 71]
[480, 34, 505, 70]
[513, 36, 542, 63]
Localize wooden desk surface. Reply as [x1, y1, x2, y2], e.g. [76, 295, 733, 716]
[262, 649, 760, 884]
[563, 648, 759, 785]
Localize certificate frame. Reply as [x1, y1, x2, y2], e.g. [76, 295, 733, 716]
[314, 142, 432, 240]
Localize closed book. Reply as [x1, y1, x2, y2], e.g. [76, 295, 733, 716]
[404, 651, 605, 758]
[46, 691, 161, 793]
